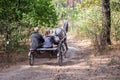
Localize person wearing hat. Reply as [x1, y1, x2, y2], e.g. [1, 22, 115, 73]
[30, 27, 44, 49]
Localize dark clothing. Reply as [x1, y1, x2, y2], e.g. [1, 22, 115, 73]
[43, 36, 54, 48]
[30, 32, 44, 49]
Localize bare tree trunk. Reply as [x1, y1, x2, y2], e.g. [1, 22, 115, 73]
[100, 0, 111, 50]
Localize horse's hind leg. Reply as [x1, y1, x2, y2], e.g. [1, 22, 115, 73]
[64, 40, 68, 51]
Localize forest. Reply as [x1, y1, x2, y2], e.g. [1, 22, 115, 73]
[0, 0, 120, 80]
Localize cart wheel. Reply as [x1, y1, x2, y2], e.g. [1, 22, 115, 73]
[57, 46, 64, 66]
[29, 52, 34, 66]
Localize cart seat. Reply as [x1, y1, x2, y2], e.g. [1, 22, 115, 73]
[30, 48, 57, 51]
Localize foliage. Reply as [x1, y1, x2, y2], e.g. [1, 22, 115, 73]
[53, 0, 67, 19]
[111, 0, 120, 41]
[57, 0, 120, 41]
[0, 0, 31, 22]
[67, 0, 102, 38]
[111, 0, 120, 12]
[56, 0, 119, 49]
[22, 0, 58, 27]
[0, 0, 58, 51]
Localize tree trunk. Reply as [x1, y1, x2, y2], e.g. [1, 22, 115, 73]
[100, 0, 111, 50]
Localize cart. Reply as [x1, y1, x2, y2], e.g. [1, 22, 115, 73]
[28, 37, 66, 66]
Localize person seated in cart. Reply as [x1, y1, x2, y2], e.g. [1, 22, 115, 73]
[43, 29, 57, 48]
[30, 27, 45, 50]
[50, 29, 60, 44]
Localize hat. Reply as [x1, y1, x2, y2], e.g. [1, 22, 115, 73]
[34, 27, 39, 31]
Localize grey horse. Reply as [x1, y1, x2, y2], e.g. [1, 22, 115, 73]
[53, 20, 69, 51]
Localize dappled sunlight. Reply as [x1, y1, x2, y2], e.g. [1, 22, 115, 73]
[90, 57, 111, 64]
[76, 40, 91, 47]
[21, 65, 40, 68]
[68, 46, 79, 51]
[27, 62, 89, 70]
[89, 75, 108, 79]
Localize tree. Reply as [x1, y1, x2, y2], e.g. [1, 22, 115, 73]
[100, 0, 111, 50]
[0, 0, 58, 63]
[0, 0, 58, 51]
[22, 0, 58, 27]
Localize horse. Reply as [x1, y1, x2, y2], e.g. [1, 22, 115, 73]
[53, 20, 68, 39]
[52, 20, 69, 55]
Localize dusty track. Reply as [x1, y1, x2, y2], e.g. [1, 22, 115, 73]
[0, 38, 120, 80]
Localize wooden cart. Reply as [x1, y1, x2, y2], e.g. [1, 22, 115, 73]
[28, 37, 66, 66]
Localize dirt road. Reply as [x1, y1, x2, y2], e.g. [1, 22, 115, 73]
[0, 38, 120, 80]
